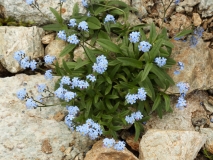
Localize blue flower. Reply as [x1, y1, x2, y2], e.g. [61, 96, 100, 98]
[174, 0, 180, 5]
[67, 106, 79, 116]
[16, 88, 27, 100]
[82, 0, 88, 7]
[36, 94, 43, 102]
[178, 61, 184, 70]
[26, 0, 34, 5]
[125, 94, 138, 104]
[129, 31, 140, 43]
[174, 70, 180, 75]
[138, 41, 152, 52]
[132, 111, 143, 120]
[137, 87, 147, 101]
[78, 21, 89, 31]
[37, 84, 46, 93]
[103, 138, 116, 148]
[57, 30, 67, 41]
[45, 70, 53, 80]
[44, 55, 56, 65]
[14, 50, 25, 62]
[26, 98, 37, 109]
[64, 91, 77, 102]
[86, 74, 96, 82]
[125, 115, 135, 124]
[68, 19, 77, 27]
[60, 76, 71, 85]
[190, 35, 198, 47]
[154, 57, 167, 67]
[87, 12, 91, 17]
[92, 55, 108, 74]
[113, 141, 125, 151]
[30, 60, 37, 71]
[54, 87, 67, 99]
[194, 27, 204, 38]
[104, 14, 115, 23]
[176, 96, 187, 109]
[67, 34, 80, 44]
[20, 57, 30, 69]
[77, 80, 89, 89]
[176, 82, 190, 96]
[61, 0, 66, 2]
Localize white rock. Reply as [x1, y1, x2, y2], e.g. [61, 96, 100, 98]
[0, 26, 44, 73]
[199, 0, 213, 17]
[42, 33, 56, 44]
[139, 129, 206, 160]
[179, 0, 200, 7]
[200, 128, 213, 154]
[0, 74, 95, 159]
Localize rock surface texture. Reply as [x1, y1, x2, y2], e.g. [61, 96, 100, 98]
[0, 26, 44, 73]
[84, 140, 139, 160]
[0, 74, 95, 160]
[139, 129, 206, 160]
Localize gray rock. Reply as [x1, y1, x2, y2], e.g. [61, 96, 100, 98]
[0, 74, 95, 159]
[199, 0, 213, 17]
[0, 26, 44, 73]
[139, 129, 206, 160]
[200, 128, 213, 154]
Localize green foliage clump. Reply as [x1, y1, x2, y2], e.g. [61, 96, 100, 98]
[42, 0, 176, 140]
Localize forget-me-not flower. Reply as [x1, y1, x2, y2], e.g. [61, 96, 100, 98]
[16, 88, 27, 100]
[154, 57, 167, 67]
[57, 30, 67, 41]
[67, 34, 80, 45]
[78, 21, 89, 31]
[138, 41, 152, 52]
[129, 31, 140, 43]
[104, 14, 115, 23]
[68, 19, 77, 27]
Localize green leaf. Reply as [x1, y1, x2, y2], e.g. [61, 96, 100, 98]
[117, 57, 142, 69]
[105, 84, 112, 95]
[134, 122, 142, 141]
[149, 38, 163, 60]
[163, 94, 171, 112]
[109, 64, 121, 79]
[60, 44, 76, 57]
[143, 76, 155, 100]
[152, 94, 161, 111]
[105, 95, 119, 99]
[107, 0, 128, 7]
[174, 29, 193, 39]
[94, 6, 106, 16]
[128, 43, 135, 58]
[97, 39, 122, 53]
[65, 62, 76, 69]
[83, 46, 96, 63]
[87, 17, 101, 29]
[139, 28, 147, 41]
[74, 60, 91, 70]
[62, 60, 72, 75]
[105, 99, 113, 110]
[85, 98, 92, 118]
[162, 40, 174, 48]
[149, 23, 157, 43]
[98, 30, 110, 40]
[141, 63, 153, 82]
[72, 3, 79, 16]
[50, 7, 63, 24]
[42, 23, 63, 31]
[101, 114, 113, 120]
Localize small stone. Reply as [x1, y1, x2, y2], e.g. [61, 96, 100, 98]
[3, 140, 14, 150]
[176, 6, 185, 13]
[192, 13, 202, 26]
[202, 32, 213, 41]
[53, 111, 65, 122]
[126, 135, 140, 151]
[208, 96, 213, 106]
[64, 147, 72, 156]
[60, 145, 66, 152]
[41, 139, 52, 154]
[42, 33, 56, 44]
[185, 6, 193, 12]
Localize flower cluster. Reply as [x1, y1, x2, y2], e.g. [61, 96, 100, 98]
[174, 61, 184, 75]
[125, 111, 143, 124]
[103, 138, 125, 151]
[86, 74, 96, 82]
[82, 0, 88, 7]
[67, 34, 80, 45]
[104, 14, 115, 23]
[44, 55, 56, 65]
[125, 87, 147, 104]
[176, 82, 190, 109]
[174, 0, 180, 5]
[129, 31, 140, 43]
[190, 26, 204, 47]
[154, 57, 167, 67]
[76, 119, 103, 140]
[92, 55, 108, 74]
[68, 19, 77, 27]
[57, 30, 67, 41]
[14, 50, 37, 71]
[65, 105, 80, 130]
[138, 41, 152, 52]
[78, 21, 89, 31]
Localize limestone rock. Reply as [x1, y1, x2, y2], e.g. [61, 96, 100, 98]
[199, 0, 213, 17]
[42, 33, 56, 44]
[0, 74, 95, 159]
[167, 39, 212, 93]
[139, 129, 206, 160]
[179, 0, 200, 8]
[192, 13, 202, 26]
[200, 128, 213, 154]
[126, 135, 140, 151]
[0, 26, 44, 73]
[45, 39, 70, 66]
[118, 13, 141, 26]
[84, 140, 139, 160]
[131, 0, 153, 18]
[146, 91, 207, 131]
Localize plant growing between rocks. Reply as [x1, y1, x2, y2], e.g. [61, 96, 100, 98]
[15, 0, 193, 151]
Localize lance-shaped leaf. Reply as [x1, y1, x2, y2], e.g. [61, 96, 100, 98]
[117, 57, 142, 69]
[87, 17, 101, 29]
[60, 44, 76, 57]
[97, 39, 122, 53]
[50, 7, 63, 24]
